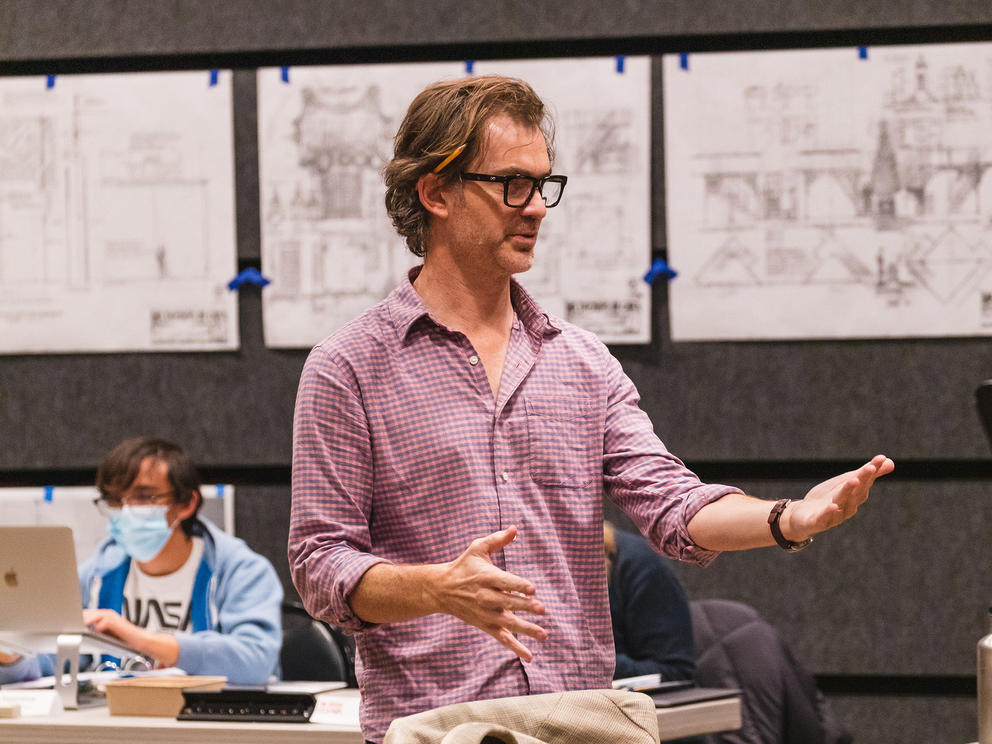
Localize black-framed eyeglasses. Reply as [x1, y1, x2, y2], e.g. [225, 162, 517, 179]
[93, 488, 175, 517]
[461, 172, 567, 209]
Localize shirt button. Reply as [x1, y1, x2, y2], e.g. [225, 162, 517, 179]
[468, 355, 480, 365]
[500, 471, 510, 482]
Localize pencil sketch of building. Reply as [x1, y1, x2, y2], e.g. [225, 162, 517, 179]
[259, 57, 653, 347]
[665, 43, 992, 340]
[552, 102, 650, 339]
[293, 85, 390, 220]
[259, 75, 416, 346]
[0, 72, 239, 353]
[0, 115, 57, 289]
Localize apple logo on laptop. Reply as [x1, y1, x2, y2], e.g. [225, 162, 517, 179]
[3, 569, 16, 588]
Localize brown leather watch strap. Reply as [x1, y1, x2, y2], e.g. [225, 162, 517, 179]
[767, 499, 813, 552]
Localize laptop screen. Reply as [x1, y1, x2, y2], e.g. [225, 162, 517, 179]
[0, 525, 140, 658]
[0, 526, 88, 636]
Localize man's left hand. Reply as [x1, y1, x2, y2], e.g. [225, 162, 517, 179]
[783, 454, 895, 542]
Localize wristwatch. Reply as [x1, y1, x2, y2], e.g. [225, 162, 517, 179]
[767, 499, 813, 552]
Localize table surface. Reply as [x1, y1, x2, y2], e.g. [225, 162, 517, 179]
[0, 687, 741, 743]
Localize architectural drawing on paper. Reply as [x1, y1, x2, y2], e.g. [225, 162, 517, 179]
[259, 74, 419, 347]
[665, 44, 992, 340]
[258, 58, 652, 347]
[263, 83, 403, 306]
[0, 72, 238, 353]
[554, 104, 649, 339]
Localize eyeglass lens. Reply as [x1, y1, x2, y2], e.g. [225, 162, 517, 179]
[506, 177, 564, 208]
[97, 488, 171, 508]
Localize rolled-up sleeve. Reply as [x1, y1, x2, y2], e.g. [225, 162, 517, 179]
[601, 354, 742, 566]
[289, 345, 390, 632]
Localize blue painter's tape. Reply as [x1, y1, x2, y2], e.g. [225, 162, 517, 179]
[616, 55, 626, 74]
[858, 46, 868, 60]
[46, 74, 56, 89]
[465, 60, 474, 75]
[679, 53, 689, 71]
[43, 486, 54, 502]
[216, 484, 225, 498]
[643, 257, 678, 285]
[209, 69, 219, 87]
[227, 267, 272, 291]
[280, 66, 290, 83]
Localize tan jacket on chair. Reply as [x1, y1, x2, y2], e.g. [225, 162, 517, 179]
[382, 688, 659, 744]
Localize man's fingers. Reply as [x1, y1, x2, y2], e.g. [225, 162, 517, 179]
[462, 527, 537, 597]
[488, 569, 538, 598]
[488, 613, 549, 660]
[855, 456, 894, 489]
[508, 615, 548, 641]
[871, 454, 895, 476]
[830, 456, 894, 516]
[471, 590, 547, 635]
[472, 525, 518, 556]
[833, 461, 881, 504]
[492, 627, 533, 662]
[476, 588, 544, 616]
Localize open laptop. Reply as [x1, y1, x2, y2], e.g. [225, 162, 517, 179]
[0, 525, 139, 659]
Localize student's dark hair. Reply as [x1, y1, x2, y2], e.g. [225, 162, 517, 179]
[95, 436, 202, 537]
[383, 75, 555, 257]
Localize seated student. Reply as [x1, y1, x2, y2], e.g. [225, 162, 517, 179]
[605, 522, 851, 744]
[605, 521, 696, 682]
[0, 437, 282, 685]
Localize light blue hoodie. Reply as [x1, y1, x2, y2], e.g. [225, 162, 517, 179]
[0, 518, 282, 686]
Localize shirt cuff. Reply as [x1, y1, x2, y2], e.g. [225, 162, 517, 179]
[675, 485, 744, 566]
[329, 553, 394, 633]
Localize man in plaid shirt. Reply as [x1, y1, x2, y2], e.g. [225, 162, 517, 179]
[288, 75, 894, 744]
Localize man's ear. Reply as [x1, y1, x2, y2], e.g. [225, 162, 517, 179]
[177, 490, 201, 522]
[417, 172, 450, 219]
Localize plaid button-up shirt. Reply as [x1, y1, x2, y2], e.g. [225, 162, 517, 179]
[289, 268, 740, 743]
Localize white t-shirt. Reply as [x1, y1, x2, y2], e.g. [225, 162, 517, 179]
[121, 537, 204, 633]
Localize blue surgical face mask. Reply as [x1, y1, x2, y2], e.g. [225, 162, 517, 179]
[106, 505, 175, 562]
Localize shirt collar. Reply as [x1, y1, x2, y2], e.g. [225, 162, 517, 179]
[389, 265, 562, 343]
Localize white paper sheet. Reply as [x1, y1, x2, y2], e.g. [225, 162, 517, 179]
[257, 57, 651, 346]
[664, 44, 992, 340]
[0, 71, 238, 352]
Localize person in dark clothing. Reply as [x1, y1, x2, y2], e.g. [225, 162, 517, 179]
[605, 523, 853, 744]
[606, 521, 695, 682]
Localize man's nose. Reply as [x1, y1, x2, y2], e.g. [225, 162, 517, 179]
[520, 188, 548, 218]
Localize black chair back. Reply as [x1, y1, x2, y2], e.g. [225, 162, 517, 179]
[280, 600, 356, 684]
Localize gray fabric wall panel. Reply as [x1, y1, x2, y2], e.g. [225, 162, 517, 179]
[662, 479, 992, 676]
[5, 334, 987, 468]
[828, 696, 976, 744]
[0, 291, 306, 470]
[235, 485, 295, 597]
[233, 70, 262, 262]
[2, 1, 992, 61]
[622, 307, 992, 460]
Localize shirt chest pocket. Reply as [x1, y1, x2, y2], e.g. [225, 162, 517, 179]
[525, 395, 599, 489]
